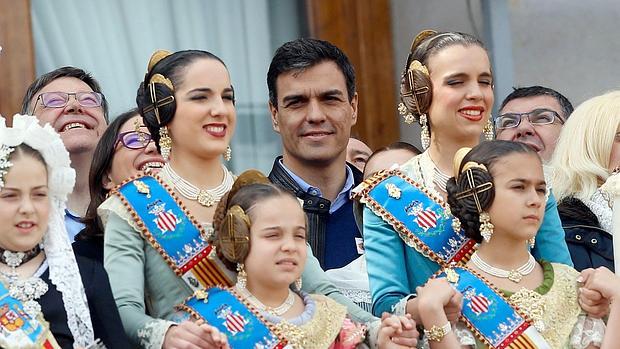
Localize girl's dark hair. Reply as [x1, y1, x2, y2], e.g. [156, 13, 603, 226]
[445, 140, 538, 242]
[136, 50, 231, 153]
[9, 144, 47, 167]
[78, 109, 139, 240]
[400, 31, 488, 132]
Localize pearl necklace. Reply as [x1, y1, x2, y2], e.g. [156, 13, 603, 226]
[235, 285, 296, 316]
[470, 251, 536, 283]
[433, 166, 451, 192]
[162, 163, 234, 207]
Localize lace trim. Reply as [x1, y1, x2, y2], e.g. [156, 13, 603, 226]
[272, 295, 348, 348]
[390, 294, 415, 316]
[136, 320, 175, 349]
[569, 314, 605, 349]
[584, 189, 613, 234]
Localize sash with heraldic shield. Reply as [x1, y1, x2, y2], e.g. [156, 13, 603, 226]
[0, 280, 60, 348]
[178, 287, 288, 349]
[353, 170, 475, 266]
[437, 266, 551, 349]
[113, 174, 234, 290]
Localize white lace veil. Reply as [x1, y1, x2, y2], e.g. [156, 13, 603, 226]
[0, 114, 95, 347]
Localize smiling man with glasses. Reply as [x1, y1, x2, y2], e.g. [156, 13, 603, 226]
[495, 85, 573, 162]
[20, 66, 109, 241]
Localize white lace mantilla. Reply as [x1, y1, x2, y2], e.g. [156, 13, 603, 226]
[1, 115, 95, 348]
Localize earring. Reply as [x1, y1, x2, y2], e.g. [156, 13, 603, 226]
[295, 277, 302, 291]
[528, 236, 536, 249]
[236, 263, 247, 288]
[420, 113, 430, 150]
[159, 126, 172, 161]
[398, 103, 415, 124]
[479, 212, 494, 243]
[224, 146, 232, 161]
[483, 119, 494, 141]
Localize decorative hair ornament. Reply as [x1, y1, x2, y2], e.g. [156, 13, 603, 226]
[0, 114, 94, 346]
[147, 49, 172, 72]
[0, 144, 15, 189]
[452, 147, 472, 181]
[219, 205, 251, 263]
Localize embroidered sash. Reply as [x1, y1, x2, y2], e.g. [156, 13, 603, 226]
[354, 170, 475, 266]
[179, 287, 288, 349]
[114, 174, 234, 290]
[0, 280, 60, 349]
[437, 267, 550, 349]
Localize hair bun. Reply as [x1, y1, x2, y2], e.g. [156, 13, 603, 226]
[217, 205, 251, 263]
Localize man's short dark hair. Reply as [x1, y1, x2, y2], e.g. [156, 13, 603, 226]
[20, 66, 109, 121]
[500, 85, 573, 120]
[267, 38, 356, 107]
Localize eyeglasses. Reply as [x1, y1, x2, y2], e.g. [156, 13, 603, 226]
[33, 91, 104, 111]
[495, 108, 565, 129]
[115, 131, 152, 150]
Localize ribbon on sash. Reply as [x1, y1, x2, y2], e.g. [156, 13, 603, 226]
[354, 170, 475, 266]
[0, 280, 60, 349]
[114, 174, 234, 290]
[179, 287, 288, 349]
[436, 266, 550, 349]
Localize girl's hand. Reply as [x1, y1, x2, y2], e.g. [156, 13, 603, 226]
[377, 313, 418, 349]
[163, 320, 230, 349]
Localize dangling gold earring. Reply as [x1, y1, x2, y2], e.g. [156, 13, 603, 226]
[159, 126, 172, 161]
[236, 263, 247, 288]
[483, 118, 494, 141]
[479, 212, 494, 243]
[451, 217, 462, 233]
[295, 277, 302, 291]
[528, 236, 536, 249]
[224, 146, 232, 161]
[398, 103, 415, 124]
[420, 113, 430, 150]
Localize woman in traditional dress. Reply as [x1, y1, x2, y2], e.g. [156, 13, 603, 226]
[357, 30, 572, 322]
[193, 170, 418, 348]
[100, 49, 240, 348]
[0, 114, 128, 348]
[551, 90, 620, 271]
[73, 108, 165, 263]
[415, 140, 604, 348]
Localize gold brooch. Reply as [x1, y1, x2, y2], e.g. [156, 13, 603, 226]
[386, 183, 401, 199]
[445, 268, 460, 283]
[134, 180, 151, 198]
[194, 289, 209, 303]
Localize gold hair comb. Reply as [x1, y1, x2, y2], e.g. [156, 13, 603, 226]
[147, 49, 172, 72]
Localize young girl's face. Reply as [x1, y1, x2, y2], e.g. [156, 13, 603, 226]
[0, 154, 50, 252]
[486, 152, 546, 243]
[244, 194, 307, 289]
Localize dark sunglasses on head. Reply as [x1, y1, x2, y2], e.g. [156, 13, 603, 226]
[116, 131, 152, 150]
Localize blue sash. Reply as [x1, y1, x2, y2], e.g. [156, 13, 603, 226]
[355, 170, 474, 265]
[114, 175, 233, 289]
[436, 267, 550, 349]
[0, 280, 59, 348]
[179, 287, 287, 349]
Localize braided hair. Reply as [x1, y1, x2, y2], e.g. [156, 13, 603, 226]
[446, 141, 538, 242]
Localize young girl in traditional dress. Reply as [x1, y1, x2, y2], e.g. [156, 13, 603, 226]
[191, 170, 419, 348]
[0, 114, 128, 348]
[416, 140, 605, 348]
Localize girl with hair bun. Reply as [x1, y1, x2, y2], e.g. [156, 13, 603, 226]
[416, 140, 605, 348]
[356, 29, 572, 325]
[176, 170, 419, 349]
